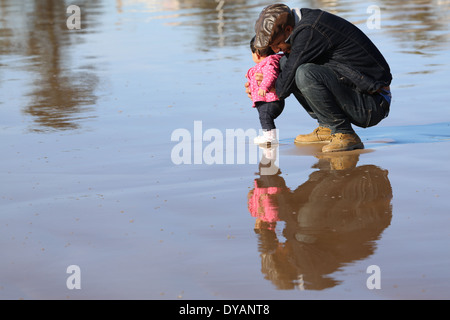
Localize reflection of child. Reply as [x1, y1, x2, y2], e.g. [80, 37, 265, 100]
[246, 36, 284, 145]
[248, 180, 281, 231]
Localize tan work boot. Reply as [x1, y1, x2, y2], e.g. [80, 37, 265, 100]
[294, 126, 332, 143]
[322, 133, 364, 153]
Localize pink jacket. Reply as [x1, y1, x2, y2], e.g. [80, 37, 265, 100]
[246, 54, 283, 107]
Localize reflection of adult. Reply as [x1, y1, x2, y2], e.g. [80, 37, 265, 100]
[248, 153, 393, 290]
[247, 4, 392, 153]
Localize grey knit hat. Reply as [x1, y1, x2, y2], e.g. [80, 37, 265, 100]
[254, 3, 291, 49]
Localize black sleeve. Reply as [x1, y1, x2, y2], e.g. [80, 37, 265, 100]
[275, 27, 331, 100]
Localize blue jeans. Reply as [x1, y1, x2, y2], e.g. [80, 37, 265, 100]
[255, 100, 285, 130]
[291, 63, 390, 134]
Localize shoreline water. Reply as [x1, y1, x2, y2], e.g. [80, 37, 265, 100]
[1, 0, 449, 300]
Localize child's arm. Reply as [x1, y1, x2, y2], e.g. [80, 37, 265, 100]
[258, 58, 280, 94]
[247, 67, 263, 99]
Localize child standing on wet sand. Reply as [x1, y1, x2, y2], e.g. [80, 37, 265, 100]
[246, 36, 284, 145]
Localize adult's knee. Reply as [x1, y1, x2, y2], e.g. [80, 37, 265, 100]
[295, 63, 322, 90]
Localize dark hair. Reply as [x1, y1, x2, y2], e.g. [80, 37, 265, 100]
[250, 36, 275, 57]
[269, 11, 295, 46]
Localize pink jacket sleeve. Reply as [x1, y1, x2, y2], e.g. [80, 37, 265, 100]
[247, 67, 260, 94]
[258, 57, 280, 91]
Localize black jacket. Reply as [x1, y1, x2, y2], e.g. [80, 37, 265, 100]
[276, 8, 392, 99]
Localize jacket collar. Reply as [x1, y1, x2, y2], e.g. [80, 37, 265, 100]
[292, 8, 302, 25]
[286, 8, 302, 43]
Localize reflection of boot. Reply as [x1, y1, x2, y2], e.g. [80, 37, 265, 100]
[322, 133, 364, 153]
[259, 144, 277, 160]
[259, 146, 280, 176]
[295, 232, 317, 244]
[295, 126, 332, 143]
[315, 153, 360, 170]
[329, 154, 359, 170]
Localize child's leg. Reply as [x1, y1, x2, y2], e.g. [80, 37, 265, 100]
[256, 100, 285, 130]
[254, 101, 285, 144]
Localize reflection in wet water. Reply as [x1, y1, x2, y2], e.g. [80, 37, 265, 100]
[381, 0, 450, 55]
[248, 150, 392, 290]
[0, 0, 449, 299]
[118, 0, 262, 48]
[0, 0, 101, 132]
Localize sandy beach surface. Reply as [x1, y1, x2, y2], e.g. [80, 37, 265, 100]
[0, 0, 449, 300]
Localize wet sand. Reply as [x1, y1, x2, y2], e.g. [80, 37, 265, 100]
[0, 0, 449, 300]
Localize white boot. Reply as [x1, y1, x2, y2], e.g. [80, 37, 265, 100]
[254, 129, 278, 145]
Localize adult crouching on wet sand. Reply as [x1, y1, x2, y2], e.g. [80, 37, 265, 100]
[246, 4, 392, 152]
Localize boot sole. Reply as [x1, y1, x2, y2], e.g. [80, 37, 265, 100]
[294, 139, 332, 144]
[322, 142, 364, 153]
